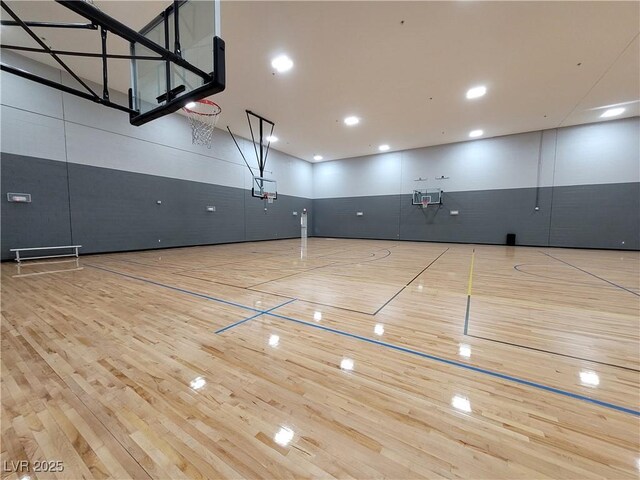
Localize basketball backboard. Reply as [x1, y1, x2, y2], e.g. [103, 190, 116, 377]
[130, 0, 224, 125]
[252, 177, 278, 200]
[412, 187, 442, 206]
[0, 0, 224, 126]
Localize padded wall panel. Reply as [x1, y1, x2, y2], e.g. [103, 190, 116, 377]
[1, 153, 72, 259]
[549, 182, 640, 250]
[1, 154, 312, 259]
[399, 187, 552, 245]
[313, 195, 402, 240]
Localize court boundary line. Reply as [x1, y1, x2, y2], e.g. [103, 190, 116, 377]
[246, 288, 375, 315]
[86, 264, 262, 313]
[372, 248, 449, 315]
[464, 253, 640, 373]
[215, 298, 297, 334]
[540, 251, 639, 297]
[85, 261, 640, 416]
[467, 333, 640, 373]
[260, 312, 640, 417]
[513, 263, 631, 289]
[171, 247, 397, 314]
[244, 262, 339, 288]
[464, 250, 638, 372]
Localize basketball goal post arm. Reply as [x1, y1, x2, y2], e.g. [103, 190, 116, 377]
[227, 111, 276, 194]
[246, 110, 275, 178]
[0, 0, 225, 125]
[226, 126, 264, 192]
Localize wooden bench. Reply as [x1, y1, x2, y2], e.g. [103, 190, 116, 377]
[10, 245, 82, 263]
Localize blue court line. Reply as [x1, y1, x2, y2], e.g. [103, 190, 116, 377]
[86, 264, 261, 313]
[86, 263, 640, 416]
[215, 299, 297, 334]
[263, 311, 640, 417]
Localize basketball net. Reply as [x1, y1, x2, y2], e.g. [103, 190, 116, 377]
[262, 192, 274, 204]
[183, 99, 221, 148]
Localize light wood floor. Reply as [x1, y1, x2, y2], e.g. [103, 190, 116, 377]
[1, 238, 639, 479]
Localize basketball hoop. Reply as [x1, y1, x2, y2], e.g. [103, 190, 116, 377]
[421, 196, 431, 209]
[183, 99, 221, 148]
[262, 192, 274, 204]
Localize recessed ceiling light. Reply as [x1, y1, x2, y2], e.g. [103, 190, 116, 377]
[313, 154, 323, 161]
[185, 102, 196, 109]
[266, 135, 278, 143]
[271, 54, 293, 73]
[378, 144, 390, 152]
[466, 85, 487, 99]
[469, 129, 483, 138]
[600, 107, 625, 118]
[344, 116, 360, 126]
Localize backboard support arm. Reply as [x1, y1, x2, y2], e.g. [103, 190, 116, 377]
[1, 0, 99, 98]
[245, 110, 275, 178]
[0, 63, 136, 114]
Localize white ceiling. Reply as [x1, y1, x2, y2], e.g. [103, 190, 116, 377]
[2, 1, 639, 163]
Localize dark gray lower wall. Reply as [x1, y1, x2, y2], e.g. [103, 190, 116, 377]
[313, 195, 402, 240]
[313, 183, 640, 250]
[1, 154, 73, 257]
[1, 153, 311, 259]
[549, 183, 640, 249]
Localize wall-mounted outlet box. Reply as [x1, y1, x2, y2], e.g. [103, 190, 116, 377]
[450, 210, 459, 216]
[206, 206, 215, 212]
[7, 193, 31, 203]
[293, 211, 298, 216]
[356, 212, 364, 216]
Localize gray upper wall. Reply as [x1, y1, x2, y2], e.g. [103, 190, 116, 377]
[313, 117, 640, 198]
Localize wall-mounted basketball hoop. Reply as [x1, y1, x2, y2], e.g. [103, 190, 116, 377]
[412, 178, 443, 207]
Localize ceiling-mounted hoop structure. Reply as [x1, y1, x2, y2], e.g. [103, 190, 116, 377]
[0, 0, 225, 126]
[226, 110, 277, 202]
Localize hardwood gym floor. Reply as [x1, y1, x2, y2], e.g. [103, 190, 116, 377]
[1, 238, 639, 479]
